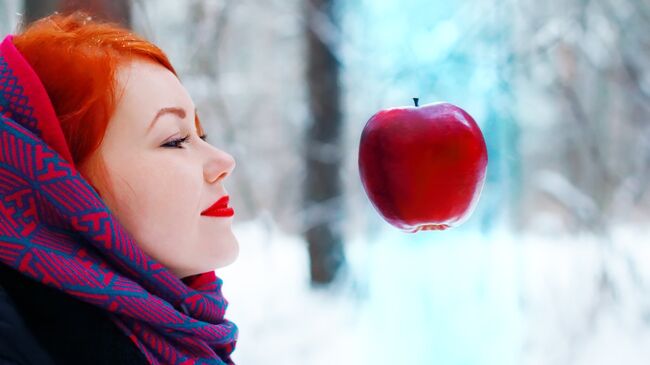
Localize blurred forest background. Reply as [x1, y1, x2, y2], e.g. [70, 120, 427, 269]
[1, 0, 650, 364]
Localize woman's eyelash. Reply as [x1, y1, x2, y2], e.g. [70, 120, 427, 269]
[163, 134, 208, 149]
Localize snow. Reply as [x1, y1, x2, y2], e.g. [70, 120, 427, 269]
[217, 219, 650, 365]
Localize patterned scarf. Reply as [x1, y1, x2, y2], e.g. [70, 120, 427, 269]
[0, 34, 238, 365]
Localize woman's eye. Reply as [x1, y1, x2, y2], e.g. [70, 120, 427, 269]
[162, 134, 208, 149]
[162, 135, 190, 149]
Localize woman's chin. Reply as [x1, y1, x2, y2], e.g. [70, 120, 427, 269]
[216, 234, 239, 268]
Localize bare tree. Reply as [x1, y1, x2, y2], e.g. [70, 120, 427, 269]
[303, 0, 346, 285]
[23, 0, 58, 24]
[24, 0, 131, 27]
[60, 0, 130, 26]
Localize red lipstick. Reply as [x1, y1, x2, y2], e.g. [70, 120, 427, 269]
[201, 195, 234, 217]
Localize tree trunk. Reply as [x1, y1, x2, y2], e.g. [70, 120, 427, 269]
[303, 0, 346, 285]
[23, 0, 131, 27]
[23, 0, 58, 25]
[60, 0, 131, 26]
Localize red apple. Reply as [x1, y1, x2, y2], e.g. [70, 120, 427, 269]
[358, 99, 488, 233]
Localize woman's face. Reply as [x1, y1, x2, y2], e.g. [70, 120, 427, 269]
[82, 59, 238, 279]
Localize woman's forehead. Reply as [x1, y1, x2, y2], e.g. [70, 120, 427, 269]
[116, 59, 180, 93]
[113, 59, 194, 117]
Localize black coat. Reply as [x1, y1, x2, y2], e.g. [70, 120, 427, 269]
[0, 263, 149, 365]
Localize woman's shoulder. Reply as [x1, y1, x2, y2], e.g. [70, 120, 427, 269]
[0, 263, 148, 365]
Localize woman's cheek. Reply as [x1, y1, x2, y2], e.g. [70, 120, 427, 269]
[137, 167, 202, 228]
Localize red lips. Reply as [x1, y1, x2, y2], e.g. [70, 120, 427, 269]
[201, 195, 234, 217]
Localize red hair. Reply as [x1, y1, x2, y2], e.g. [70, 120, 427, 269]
[12, 11, 204, 199]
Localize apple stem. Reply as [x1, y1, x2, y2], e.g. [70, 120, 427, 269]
[413, 97, 419, 107]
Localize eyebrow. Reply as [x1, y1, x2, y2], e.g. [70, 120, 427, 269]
[147, 107, 197, 132]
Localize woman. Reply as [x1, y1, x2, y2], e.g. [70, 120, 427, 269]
[0, 11, 239, 365]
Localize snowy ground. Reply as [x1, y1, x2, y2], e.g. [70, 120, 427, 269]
[217, 218, 650, 365]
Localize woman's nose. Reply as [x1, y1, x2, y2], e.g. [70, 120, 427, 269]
[204, 147, 236, 184]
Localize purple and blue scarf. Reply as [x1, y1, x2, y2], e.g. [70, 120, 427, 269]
[0, 34, 238, 365]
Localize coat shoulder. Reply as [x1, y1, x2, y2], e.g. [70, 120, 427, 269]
[0, 263, 149, 365]
[0, 281, 56, 365]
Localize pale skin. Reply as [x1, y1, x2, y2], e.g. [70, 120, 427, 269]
[80, 59, 239, 279]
